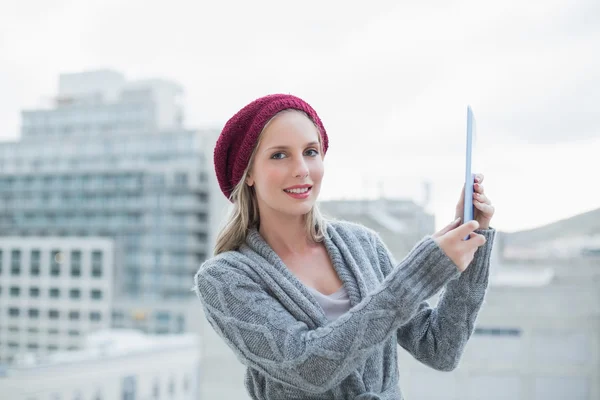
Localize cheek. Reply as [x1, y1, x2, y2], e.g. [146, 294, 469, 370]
[310, 159, 324, 182]
[256, 164, 286, 192]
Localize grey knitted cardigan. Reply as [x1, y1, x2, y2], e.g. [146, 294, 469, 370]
[193, 220, 495, 400]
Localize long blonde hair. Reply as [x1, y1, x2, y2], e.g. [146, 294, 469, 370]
[213, 110, 328, 255]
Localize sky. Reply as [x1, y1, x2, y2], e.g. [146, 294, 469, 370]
[0, 0, 598, 232]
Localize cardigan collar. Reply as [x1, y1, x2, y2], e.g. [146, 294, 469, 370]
[243, 224, 370, 326]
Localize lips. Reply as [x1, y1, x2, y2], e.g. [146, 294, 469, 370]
[283, 185, 312, 199]
[283, 186, 311, 194]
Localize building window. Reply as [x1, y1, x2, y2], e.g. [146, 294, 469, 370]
[90, 311, 102, 322]
[30, 249, 41, 276]
[69, 311, 80, 321]
[28, 327, 39, 334]
[8, 308, 20, 317]
[11, 249, 21, 275]
[183, 375, 190, 393]
[28, 308, 39, 318]
[91, 289, 103, 300]
[68, 329, 80, 337]
[30, 287, 40, 297]
[152, 378, 160, 399]
[27, 343, 39, 350]
[9, 286, 20, 297]
[49, 288, 61, 298]
[121, 376, 136, 400]
[112, 311, 124, 321]
[71, 250, 82, 277]
[92, 251, 103, 277]
[177, 315, 185, 333]
[48, 309, 60, 319]
[175, 172, 188, 186]
[155, 311, 170, 323]
[0, 249, 3, 274]
[48, 328, 59, 335]
[474, 327, 522, 337]
[69, 288, 81, 299]
[169, 376, 175, 395]
[50, 250, 62, 276]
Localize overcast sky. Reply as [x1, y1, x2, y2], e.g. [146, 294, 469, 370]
[1, 0, 598, 232]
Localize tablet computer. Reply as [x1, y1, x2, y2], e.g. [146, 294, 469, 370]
[463, 106, 476, 239]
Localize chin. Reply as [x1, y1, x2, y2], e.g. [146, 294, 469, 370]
[290, 203, 314, 216]
[280, 198, 316, 217]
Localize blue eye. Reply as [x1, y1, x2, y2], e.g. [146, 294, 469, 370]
[270, 152, 286, 160]
[305, 149, 319, 157]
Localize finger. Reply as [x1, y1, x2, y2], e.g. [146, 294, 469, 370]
[474, 200, 495, 215]
[474, 182, 484, 194]
[467, 232, 487, 247]
[473, 192, 491, 205]
[435, 218, 461, 238]
[474, 173, 484, 184]
[452, 220, 480, 239]
[443, 217, 462, 232]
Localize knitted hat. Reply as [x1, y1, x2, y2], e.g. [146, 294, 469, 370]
[214, 94, 329, 201]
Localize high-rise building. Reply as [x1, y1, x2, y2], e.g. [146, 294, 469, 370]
[0, 69, 224, 346]
[0, 238, 114, 364]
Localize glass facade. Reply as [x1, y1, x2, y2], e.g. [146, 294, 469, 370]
[0, 95, 211, 302]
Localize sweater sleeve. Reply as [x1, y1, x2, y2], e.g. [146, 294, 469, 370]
[371, 228, 496, 371]
[193, 237, 460, 394]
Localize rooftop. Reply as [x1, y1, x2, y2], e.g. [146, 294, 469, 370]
[5, 330, 199, 372]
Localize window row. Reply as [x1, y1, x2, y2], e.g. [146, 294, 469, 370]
[6, 308, 103, 321]
[1, 286, 104, 300]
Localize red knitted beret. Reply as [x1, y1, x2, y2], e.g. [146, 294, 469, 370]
[214, 94, 329, 200]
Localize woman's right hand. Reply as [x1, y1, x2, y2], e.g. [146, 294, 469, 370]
[432, 219, 487, 272]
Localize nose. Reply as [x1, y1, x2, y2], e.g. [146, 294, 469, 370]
[293, 157, 309, 178]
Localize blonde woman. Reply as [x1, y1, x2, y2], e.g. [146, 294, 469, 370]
[193, 94, 495, 400]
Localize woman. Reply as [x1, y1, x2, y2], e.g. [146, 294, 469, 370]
[193, 94, 495, 400]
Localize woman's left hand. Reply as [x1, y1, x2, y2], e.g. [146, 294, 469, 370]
[455, 173, 495, 230]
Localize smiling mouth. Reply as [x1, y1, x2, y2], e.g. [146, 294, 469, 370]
[283, 187, 312, 194]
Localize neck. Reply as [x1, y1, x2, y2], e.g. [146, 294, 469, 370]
[258, 212, 315, 257]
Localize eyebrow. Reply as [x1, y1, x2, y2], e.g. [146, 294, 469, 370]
[264, 141, 319, 152]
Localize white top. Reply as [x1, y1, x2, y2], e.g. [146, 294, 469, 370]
[306, 285, 351, 322]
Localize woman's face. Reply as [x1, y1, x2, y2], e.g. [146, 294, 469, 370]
[246, 110, 324, 219]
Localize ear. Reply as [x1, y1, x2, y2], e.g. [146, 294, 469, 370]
[246, 174, 254, 187]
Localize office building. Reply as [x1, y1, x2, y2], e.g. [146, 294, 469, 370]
[0, 237, 113, 364]
[0, 329, 201, 400]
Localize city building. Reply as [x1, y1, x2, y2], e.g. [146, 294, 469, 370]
[0, 70, 224, 346]
[0, 329, 201, 400]
[0, 237, 113, 364]
[398, 259, 599, 400]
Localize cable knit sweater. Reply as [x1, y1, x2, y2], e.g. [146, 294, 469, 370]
[193, 220, 496, 400]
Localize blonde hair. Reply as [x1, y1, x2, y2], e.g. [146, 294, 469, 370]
[213, 110, 328, 255]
